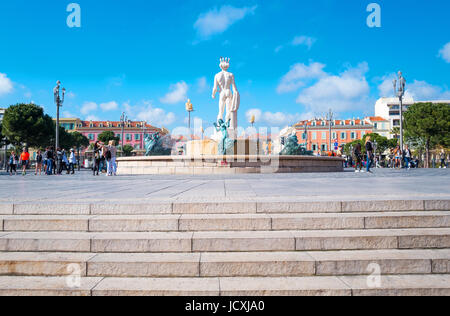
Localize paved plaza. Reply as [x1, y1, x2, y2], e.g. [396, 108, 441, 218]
[0, 168, 449, 203]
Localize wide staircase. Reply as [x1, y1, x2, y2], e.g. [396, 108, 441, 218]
[0, 199, 449, 296]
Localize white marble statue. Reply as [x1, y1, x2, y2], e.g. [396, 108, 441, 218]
[212, 57, 240, 133]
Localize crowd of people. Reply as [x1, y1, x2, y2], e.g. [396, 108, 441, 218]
[5, 140, 118, 177]
[346, 138, 448, 173]
[92, 140, 117, 176]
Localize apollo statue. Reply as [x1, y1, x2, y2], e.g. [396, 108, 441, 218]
[212, 57, 240, 134]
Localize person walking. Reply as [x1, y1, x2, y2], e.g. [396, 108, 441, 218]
[365, 137, 374, 174]
[9, 151, 18, 176]
[107, 140, 117, 176]
[68, 149, 76, 175]
[353, 142, 363, 173]
[440, 149, 447, 169]
[394, 145, 402, 169]
[62, 149, 69, 174]
[20, 148, 30, 176]
[46, 147, 54, 175]
[42, 148, 48, 174]
[403, 145, 412, 170]
[93, 141, 102, 176]
[104, 146, 112, 176]
[35, 150, 43, 175]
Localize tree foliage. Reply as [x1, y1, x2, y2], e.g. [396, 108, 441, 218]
[98, 131, 120, 144]
[2, 103, 53, 148]
[122, 144, 134, 156]
[71, 132, 90, 149]
[343, 133, 397, 156]
[404, 102, 450, 149]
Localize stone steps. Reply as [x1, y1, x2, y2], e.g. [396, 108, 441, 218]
[1, 211, 449, 232]
[1, 274, 449, 296]
[1, 249, 449, 278]
[0, 228, 449, 253]
[2, 199, 448, 215]
[0, 199, 449, 296]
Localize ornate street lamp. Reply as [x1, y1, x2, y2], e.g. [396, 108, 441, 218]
[393, 71, 406, 151]
[53, 81, 66, 150]
[185, 99, 194, 132]
[120, 112, 128, 157]
[53, 81, 65, 172]
[326, 109, 334, 153]
[250, 115, 256, 128]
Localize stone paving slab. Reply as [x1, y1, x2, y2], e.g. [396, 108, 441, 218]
[0, 169, 448, 204]
[338, 274, 450, 296]
[92, 277, 220, 296]
[219, 276, 351, 296]
[0, 276, 103, 296]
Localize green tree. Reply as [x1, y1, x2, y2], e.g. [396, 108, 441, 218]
[71, 132, 90, 150]
[404, 102, 450, 167]
[2, 103, 54, 148]
[122, 144, 134, 156]
[98, 131, 120, 144]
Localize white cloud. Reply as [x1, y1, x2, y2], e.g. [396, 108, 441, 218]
[406, 80, 450, 100]
[439, 42, 450, 63]
[274, 45, 284, 53]
[194, 5, 257, 39]
[292, 36, 316, 49]
[100, 101, 118, 111]
[62, 111, 76, 118]
[160, 81, 188, 104]
[245, 108, 314, 128]
[197, 77, 208, 93]
[80, 101, 98, 115]
[377, 74, 450, 100]
[377, 74, 396, 97]
[67, 91, 76, 99]
[295, 62, 371, 113]
[277, 62, 327, 93]
[0, 73, 13, 96]
[123, 101, 176, 127]
[86, 115, 100, 121]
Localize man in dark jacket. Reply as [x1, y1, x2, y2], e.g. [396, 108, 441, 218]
[365, 136, 374, 173]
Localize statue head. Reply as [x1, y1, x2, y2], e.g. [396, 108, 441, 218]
[219, 57, 230, 71]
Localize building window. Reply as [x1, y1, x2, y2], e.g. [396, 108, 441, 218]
[116, 134, 121, 140]
[321, 144, 327, 151]
[361, 132, 366, 137]
[332, 132, 337, 140]
[126, 134, 132, 141]
[312, 144, 317, 151]
[351, 132, 356, 139]
[322, 132, 326, 140]
[302, 133, 307, 140]
[135, 134, 141, 141]
[341, 132, 346, 140]
[374, 123, 378, 129]
[88, 134, 95, 141]
[312, 132, 317, 140]
[134, 144, 140, 150]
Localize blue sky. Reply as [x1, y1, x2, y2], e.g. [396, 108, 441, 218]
[0, 0, 449, 131]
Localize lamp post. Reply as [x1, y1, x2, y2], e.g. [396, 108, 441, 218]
[374, 139, 378, 168]
[250, 115, 255, 128]
[304, 122, 308, 150]
[53, 81, 65, 172]
[185, 99, 194, 134]
[327, 109, 334, 153]
[53, 81, 66, 150]
[120, 112, 127, 157]
[393, 71, 406, 151]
